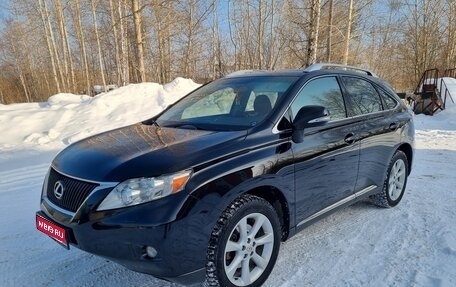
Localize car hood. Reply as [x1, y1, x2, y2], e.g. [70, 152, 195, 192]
[52, 123, 246, 182]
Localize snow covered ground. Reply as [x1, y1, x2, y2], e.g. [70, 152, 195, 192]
[0, 78, 455, 287]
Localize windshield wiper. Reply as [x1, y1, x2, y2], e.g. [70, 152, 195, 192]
[168, 124, 204, 130]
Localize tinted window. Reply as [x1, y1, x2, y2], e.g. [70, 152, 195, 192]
[291, 77, 347, 120]
[378, 88, 398, 109]
[342, 77, 383, 115]
[157, 76, 298, 130]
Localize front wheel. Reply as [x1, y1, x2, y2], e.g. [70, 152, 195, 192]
[371, 150, 409, 208]
[205, 195, 281, 287]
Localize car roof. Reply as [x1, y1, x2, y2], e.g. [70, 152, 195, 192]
[223, 66, 396, 93]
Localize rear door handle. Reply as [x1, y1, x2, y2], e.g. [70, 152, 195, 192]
[344, 133, 356, 145]
[389, 123, 398, 131]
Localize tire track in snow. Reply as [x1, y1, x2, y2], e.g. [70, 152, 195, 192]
[0, 163, 48, 182]
[266, 203, 372, 287]
[0, 163, 48, 193]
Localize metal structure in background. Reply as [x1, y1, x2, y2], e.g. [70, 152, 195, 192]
[413, 69, 443, 115]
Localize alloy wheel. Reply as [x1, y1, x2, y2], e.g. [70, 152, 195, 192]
[223, 213, 275, 286]
[388, 158, 406, 201]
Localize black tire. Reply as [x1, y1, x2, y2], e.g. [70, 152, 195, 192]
[370, 150, 409, 208]
[205, 195, 281, 287]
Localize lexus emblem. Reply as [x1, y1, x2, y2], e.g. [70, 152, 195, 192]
[54, 181, 64, 200]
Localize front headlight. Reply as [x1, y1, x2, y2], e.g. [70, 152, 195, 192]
[97, 170, 192, 211]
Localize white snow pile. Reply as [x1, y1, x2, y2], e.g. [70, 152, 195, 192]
[0, 77, 456, 287]
[0, 77, 200, 149]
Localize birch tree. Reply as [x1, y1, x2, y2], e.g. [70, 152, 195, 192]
[3, 21, 31, 102]
[119, 0, 130, 85]
[307, 0, 321, 66]
[109, 0, 122, 86]
[38, 0, 61, 93]
[90, 0, 107, 91]
[132, 0, 146, 82]
[211, 0, 221, 79]
[343, 0, 353, 65]
[54, 0, 75, 91]
[326, 0, 334, 62]
[72, 0, 91, 94]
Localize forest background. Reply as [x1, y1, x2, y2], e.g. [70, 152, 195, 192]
[0, 0, 454, 104]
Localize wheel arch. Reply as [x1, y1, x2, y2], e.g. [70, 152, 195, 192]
[245, 185, 291, 241]
[397, 143, 413, 174]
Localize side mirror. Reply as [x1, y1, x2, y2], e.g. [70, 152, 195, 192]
[292, 105, 330, 143]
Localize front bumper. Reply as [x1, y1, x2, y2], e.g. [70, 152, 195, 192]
[38, 188, 214, 285]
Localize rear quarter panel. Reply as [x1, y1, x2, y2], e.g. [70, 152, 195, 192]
[354, 107, 413, 192]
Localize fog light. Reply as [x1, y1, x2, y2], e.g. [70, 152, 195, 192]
[146, 246, 158, 258]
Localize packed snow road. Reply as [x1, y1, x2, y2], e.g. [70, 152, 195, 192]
[0, 132, 455, 287]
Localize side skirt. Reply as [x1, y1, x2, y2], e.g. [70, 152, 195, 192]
[293, 185, 378, 232]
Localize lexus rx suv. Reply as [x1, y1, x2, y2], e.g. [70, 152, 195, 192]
[36, 64, 414, 287]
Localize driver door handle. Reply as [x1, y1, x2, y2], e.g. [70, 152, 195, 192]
[389, 122, 398, 131]
[344, 133, 356, 145]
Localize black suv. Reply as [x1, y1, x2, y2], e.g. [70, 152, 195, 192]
[36, 64, 414, 287]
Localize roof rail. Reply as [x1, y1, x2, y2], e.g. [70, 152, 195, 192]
[225, 70, 264, 77]
[304, 63, 378, 77]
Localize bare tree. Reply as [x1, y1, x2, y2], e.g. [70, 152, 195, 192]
[151, 0, 176, 83]
[343, 0, 353, 65]
[402, 0, 445, 84]
[3, 21, 31, 102]
[38, 0, 61, 93]
[54, 0, 75, 91]
[91, 0, 107, 91]
[307, 0, 321, 66]
[109, 0, 122, 86]
[326, 0, 334, 62]
[211, 0, 221, 79]
[119, 0, 130, 85]
[72, 0, 91, 94]
[132, 0, 146, 82]
[445, 0, 456, 68]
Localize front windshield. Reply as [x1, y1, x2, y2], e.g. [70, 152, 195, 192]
[156, 76, 298, 131]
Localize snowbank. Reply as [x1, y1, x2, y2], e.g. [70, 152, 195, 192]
[0, 78, 200, 149]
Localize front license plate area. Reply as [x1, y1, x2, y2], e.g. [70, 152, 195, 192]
[36, 214, 69, 249]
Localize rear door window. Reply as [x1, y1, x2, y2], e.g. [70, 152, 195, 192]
[342, 77, 383, 116]
[378, 88, 398, 110]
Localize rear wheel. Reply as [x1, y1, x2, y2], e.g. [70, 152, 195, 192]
[371, 150, 409, 208]
[205, 195, 281, 287]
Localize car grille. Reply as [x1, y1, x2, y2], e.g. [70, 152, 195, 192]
[46, 168, 99, 212]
